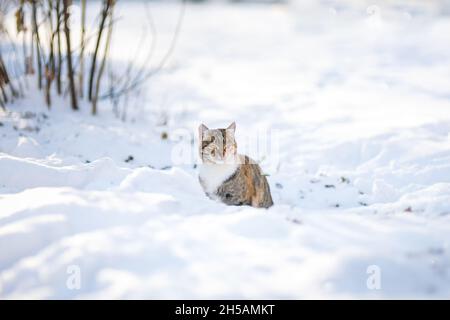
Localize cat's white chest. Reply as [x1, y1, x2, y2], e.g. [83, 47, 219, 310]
[199, 163, 238, 194]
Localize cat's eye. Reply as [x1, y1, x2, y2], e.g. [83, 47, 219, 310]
[202, 141, 211, 148]
[202, 136, 215, 149]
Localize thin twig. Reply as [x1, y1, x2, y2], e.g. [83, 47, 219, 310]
[92, 1, 115, 115]
[99, 0, 186, 100]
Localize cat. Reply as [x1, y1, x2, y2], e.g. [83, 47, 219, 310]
[198, 122, 273, 208]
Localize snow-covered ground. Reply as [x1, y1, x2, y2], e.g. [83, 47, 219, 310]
[1, 0, 450, 299]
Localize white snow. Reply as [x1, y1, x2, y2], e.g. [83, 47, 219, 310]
[1, 0, 450, 299]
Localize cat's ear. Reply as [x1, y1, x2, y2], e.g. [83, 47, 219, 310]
[227, 121, 236, 133]
[199, 124, 209, 137]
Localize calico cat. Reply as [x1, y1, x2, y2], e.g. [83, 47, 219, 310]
[198, 122, 273, 208]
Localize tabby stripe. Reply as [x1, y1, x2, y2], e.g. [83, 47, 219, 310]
[220, 129, 227, 156]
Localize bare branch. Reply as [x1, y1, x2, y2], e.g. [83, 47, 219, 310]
[99, 0, 186, 101]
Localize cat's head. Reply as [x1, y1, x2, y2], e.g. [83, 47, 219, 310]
[199, 122, 237, 164]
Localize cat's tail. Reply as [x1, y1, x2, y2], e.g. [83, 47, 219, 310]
[252, 167, 274, 208]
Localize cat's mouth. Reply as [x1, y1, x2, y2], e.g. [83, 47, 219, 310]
[202, 158, 223, 164]
[203, 157, 236, 165]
